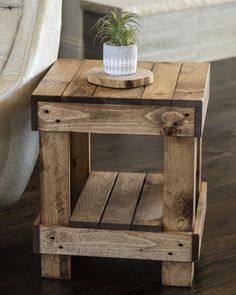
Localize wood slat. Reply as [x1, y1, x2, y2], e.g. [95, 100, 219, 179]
[172, 62, 210, 106]
[37, 102, 195, 137]
[196, 137, 202, 203]
[93, 61, 154, 101]
[33, 59, 82, 97]
[132, 174, 163, 232]
[201, 65, 211, 131]
[63, 59, 102, 98]
[39, 225, 193, 262]
[193, 182, 207, 260]
[100, 172, 145, 230]
[70, 171, 118, 228]
[32, 59, 82, 130]
[141, 62, 182, 105]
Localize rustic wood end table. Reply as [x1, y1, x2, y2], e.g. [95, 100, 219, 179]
[32, 59, 210, 287]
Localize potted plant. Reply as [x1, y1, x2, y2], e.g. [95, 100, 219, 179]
[92, 10, 141, 76]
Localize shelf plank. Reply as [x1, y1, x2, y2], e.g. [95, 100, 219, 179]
[70, 171, 117, 228]
[132, 173, 163, 232]
[38, 225, 193, 262]
[100, 172, 145, 230]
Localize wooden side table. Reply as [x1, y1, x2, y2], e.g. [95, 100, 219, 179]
[32, 59, 210, 287]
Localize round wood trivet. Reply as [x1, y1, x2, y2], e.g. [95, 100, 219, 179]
[87, 67, 153, 89]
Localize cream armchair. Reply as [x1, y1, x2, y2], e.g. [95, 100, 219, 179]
[0, 0, 63, 208]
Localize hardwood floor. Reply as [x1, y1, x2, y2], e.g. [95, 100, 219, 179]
[0, 58, 236, 294]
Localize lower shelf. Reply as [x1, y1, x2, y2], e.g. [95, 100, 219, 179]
[33, 178, 207, 263]
[70, 170, 163, 232]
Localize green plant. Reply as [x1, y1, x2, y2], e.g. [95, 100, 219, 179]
[92, 10, 141, 46]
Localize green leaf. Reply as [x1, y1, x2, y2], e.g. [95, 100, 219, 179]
[91, 10, 141, 46]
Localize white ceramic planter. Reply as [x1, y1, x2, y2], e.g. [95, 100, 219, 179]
[103, 43, 137, 76]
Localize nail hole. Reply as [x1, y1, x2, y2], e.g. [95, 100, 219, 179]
[50, 236, 55, 240]
[56, 119, 60, 123]
[168, 252, 173, 256]
[178, 243, 183, 247]
[58, 245, 64, 249]
[185, 113, 189, 117]
[139, 249, 143, 252]
[44, 109, 49, 114]
[173, 123, 178, 126]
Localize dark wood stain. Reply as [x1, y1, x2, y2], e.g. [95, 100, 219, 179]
[1, 58, 236, 294]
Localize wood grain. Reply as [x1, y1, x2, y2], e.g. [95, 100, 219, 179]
[100, 172, 145, 230]
[193, 182, 207, 260]
[39, 225, 193, 262]
[63, 59, 101, 98]
[37, 102, 195, 137]
[33, 59, 82, 97]
[162, 136, 197, 287]
[172, 62, 210, 106]
[202, 65, 211, 131]
[132, 174, 163, 232]
[70, 133, 91, 210]
[40, 132, 71, 279]
[70, 171, 118, 228]
[196, 137, 202, 203]
[31, 59, 82, 130]
[142, 62, 182, 105]
[87, 67, 153, 89]
[162, 261, 194, 287]
[163, 137, 197, 231]
[93, 61, 154, 100]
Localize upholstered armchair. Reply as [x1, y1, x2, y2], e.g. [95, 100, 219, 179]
[0, 0, 63, 208]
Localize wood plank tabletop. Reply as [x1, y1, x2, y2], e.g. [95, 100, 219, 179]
[32, 59, 210, 133]
[32, 59, 210, 107]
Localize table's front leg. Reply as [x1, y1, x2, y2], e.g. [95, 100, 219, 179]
[40, 131, 71, 279]
[162, 137, 197, 287]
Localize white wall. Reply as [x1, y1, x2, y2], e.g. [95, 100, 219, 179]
[59, 0, 83, 58]
[59, 0, 236, 61]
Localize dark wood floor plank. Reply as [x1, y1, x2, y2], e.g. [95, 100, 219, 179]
[132, 173, 163, 232]
[100, 172, 145, 230]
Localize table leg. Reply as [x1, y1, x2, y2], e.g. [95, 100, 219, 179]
[162, 137, 197, 287]
[40, 131, 71, 279]
[196, 137, 202, 204]
[70, 133, 91, 210]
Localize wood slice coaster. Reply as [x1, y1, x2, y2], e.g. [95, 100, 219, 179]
[87, 67, 154, 89]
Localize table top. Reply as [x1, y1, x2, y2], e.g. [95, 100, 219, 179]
[32, 59, 210, 106]
[32, 59, 210, 131]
